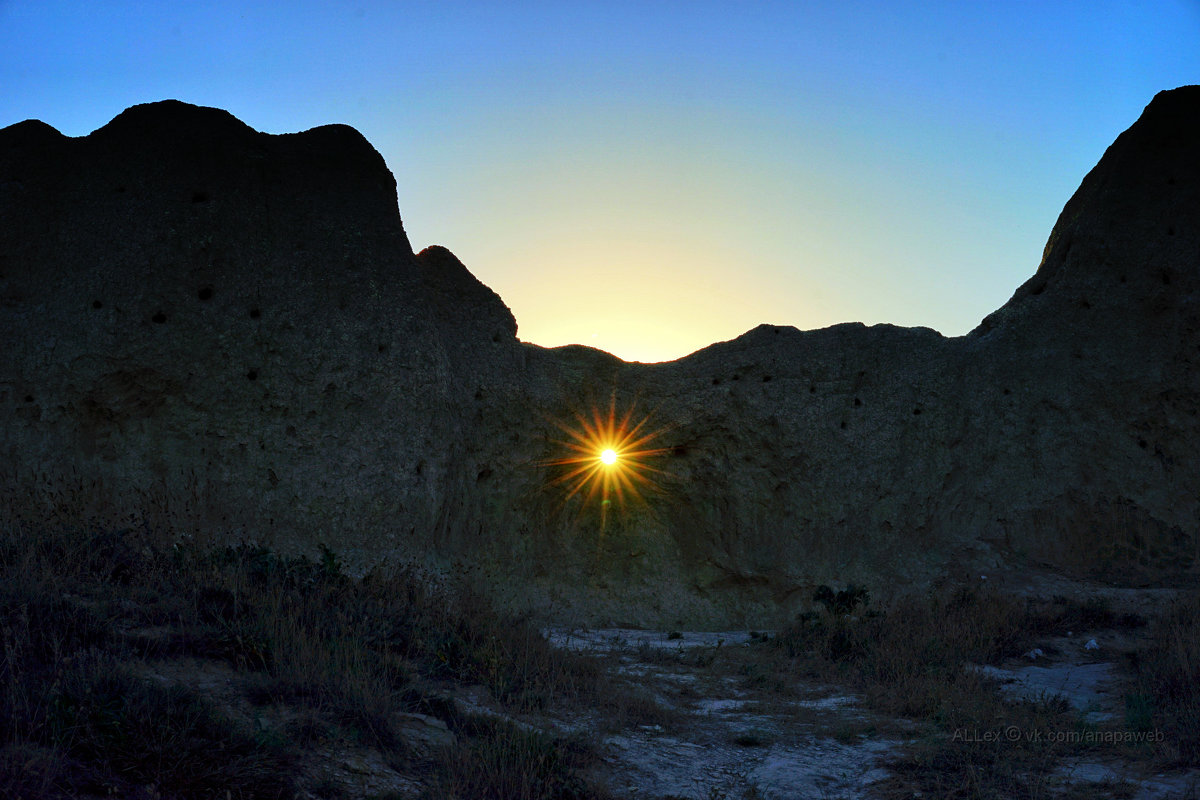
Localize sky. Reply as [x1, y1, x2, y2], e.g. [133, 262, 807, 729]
[2, 1, 1198, 362]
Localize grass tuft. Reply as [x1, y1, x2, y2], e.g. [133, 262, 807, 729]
[425, 716, 602, 800]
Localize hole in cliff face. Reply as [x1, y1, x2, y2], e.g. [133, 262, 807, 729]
[377, 343, 387, 353]
[1160, 270, 1172, 286]
[1079, 299, 1092, 310]
[491, 333, 501, 343]
[1003, 388, 1011, 395]
[854, 397, 862, 407]
[1167, 226, 1175, 236]
[191, 191, 209, 204]
[152, 312, 167, 324]
[286, 425, 296, 437]
[92, 300, 103, 309]
[246, 370, 258, 381]
[115, 185, 126, 193]
[1168, 176, 1176, 185]
[809, 384, 816, 394]
[672, 444, 689, 457]
[474, 389, 483, 401]
[1119, 274, 1127, 284]
[198, 286, 213, 301]
[712, 377, 722, 386]
[476, 468, 493, 482]
[415, 461, 424, 476]
[913, 408, 923, 415]
[731, 374, 741, 381]
[23, 395, 33, 403]
[249, 308, 261, 319]
[762, 375, 772, 382]
[1029, 282, 1046, 296]
[839, 420, 847, 429]
[1138, 439, 1148, 449]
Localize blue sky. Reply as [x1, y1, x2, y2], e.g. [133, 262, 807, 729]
[2, 1, 1198, 361]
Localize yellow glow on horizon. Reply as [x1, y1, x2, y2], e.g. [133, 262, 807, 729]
[491, 235, 814, 363]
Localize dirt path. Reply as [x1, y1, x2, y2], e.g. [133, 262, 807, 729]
[545, 629, 908, 799]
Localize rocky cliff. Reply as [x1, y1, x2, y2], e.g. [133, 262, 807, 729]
[2, 90, 1197, 626]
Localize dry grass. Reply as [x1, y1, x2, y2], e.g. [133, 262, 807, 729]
[777, 587, 1037, 718]
[4, 488, 1193, 799]
[0, 523, 294, 798]
[423, 716, 600, 800]
[771, 587, 1160, 798]
[0, 516, 612, 799]
[1127, 591, 1200, 766]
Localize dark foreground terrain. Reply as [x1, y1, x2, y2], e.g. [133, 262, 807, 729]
[4, 513, 1197, 799]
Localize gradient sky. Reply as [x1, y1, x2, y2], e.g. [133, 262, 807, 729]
[3, 1, 1198, 362]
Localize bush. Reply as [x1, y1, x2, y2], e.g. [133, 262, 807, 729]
[1130, 592, 1200, 765]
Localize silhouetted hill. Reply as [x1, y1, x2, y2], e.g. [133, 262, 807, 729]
[2, 90, 1197, 626]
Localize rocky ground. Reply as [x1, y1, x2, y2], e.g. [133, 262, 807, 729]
[535, 621, 1200, 800]
[100, 625, 1200, 800]
[120, 591, 1200, 799]
[6, 521, 1199, 799]
[545, 628, 904, 799]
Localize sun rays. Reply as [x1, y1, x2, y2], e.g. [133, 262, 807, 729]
[541, 394, 673, 520]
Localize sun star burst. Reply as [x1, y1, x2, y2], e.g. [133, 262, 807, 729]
[542, 394, 672, 517]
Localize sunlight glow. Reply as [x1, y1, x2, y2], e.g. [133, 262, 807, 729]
[542, 395, 673, 520]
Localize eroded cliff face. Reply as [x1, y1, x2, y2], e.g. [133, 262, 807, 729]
[2, 91, 1197, 626]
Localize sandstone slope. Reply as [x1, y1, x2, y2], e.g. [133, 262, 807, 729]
[2, 89, 1196, 626]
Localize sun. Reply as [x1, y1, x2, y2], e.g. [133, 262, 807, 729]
[542, 393, 673, 518]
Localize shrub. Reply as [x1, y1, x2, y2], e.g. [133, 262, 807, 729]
[1130, 591, 1200, 765]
